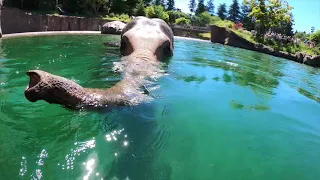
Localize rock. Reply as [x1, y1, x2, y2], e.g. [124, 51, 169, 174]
[101, 21, 126, 35]
[303, 55, 320, 67]
[295, 52, 306, 63]
[210, 25, 228, 44]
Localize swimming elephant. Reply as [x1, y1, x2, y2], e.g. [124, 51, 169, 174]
[24, 17, 174, 109]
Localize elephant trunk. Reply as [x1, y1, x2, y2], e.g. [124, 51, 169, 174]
[24, 52, 158, 109]
[24, 70, 133, 109]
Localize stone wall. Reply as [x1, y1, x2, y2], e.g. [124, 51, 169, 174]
[1, 7, 112, 34]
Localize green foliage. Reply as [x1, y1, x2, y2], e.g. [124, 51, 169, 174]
[294, 31, 308, 40]
[210, 16, 221, 24]
[217, 3, 227, 20]
[240, 1, 254, 30]
[135, 0, 146, 16]
[86, 0, 107, 14]
[228, 0, 241, 22]
[310, 30, 320, 44]
[246, 0, 293, 40]
[195, 0, 206, 15]
[167, 10, 189, 24]
[233, 29, 256, 43]
[103, 13, 131, 22]
[198, 33, 211, 40]
[145, 6, 156, 17]
[197, 11, 212, 26]
[175, 17, 191, 25]
[213, 20, 234, 29]
[145, 5, 169, 22]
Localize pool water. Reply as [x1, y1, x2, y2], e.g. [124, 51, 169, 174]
[0, 35, 319, 180]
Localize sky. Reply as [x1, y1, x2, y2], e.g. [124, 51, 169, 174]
[175, 0, 320, 33]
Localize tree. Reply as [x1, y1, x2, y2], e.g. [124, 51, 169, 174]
[240, 1, 254, 30]
[146, 5, 169, 22]
[267, 0, 293, 34]
[195, 0, 206, 15]
[166, 0, 175, 11]
[228, 0, 240, 22]
[160, 0, 166, 8]
[248, 0, 268, 40]
[206, 0, 214, 15]
[247, 0, 293, 41]
[86, 0, 107, 14]
[136, 0, 146, 16]
[0, 0, 2, 38]
[154, 0, 161, 5]
[311, 26, 315, 33]
[217, 3, 227, 20]
[283, 13, 294, 36]
[167, 10, 189, 24]
[188, 0, 196, 13]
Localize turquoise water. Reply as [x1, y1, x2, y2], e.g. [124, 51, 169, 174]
[0, 35, 319, 180]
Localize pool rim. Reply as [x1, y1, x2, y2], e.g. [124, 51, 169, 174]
[0, 31, 211, 43]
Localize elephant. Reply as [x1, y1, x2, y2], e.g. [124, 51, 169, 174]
[24, 16, 174, 110]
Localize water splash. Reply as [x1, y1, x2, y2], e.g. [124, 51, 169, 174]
[105, 128, 125, 143]
[30, 149, 48, 179]
[58, 138, 96, 172]
[19, 156, 27, 176]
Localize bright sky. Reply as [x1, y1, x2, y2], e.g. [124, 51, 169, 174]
[175, 0, 320, 33]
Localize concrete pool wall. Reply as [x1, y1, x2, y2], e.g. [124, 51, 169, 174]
[1, 7, 113, 34]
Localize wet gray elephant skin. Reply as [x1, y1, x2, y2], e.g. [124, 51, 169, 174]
[24, 17, 174, 109]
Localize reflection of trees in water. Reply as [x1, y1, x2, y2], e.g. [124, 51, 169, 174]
[190, 50, 285, 99]
[298, 88, 320, 103]
[297, 68, 320, 103]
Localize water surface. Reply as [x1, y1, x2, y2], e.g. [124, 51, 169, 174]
[0, 35, 319, 180]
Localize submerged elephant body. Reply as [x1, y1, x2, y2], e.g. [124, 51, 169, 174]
[24, 17, 174, 109]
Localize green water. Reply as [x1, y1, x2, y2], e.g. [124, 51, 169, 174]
[0, 35, 319, 180]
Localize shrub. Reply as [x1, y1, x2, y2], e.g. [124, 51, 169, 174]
[161, 12, 169, 22]
[210, 16, 221, 24]
[310, 30, 320, 44]
[119, 13, 129, 20]
[214, 20, 234, 29]
[145, 6, 156, 18]
[175, 17, 191, 25]
[145, 5, 169, 22]
[167, 10, 189, 24]
[197, 11, 211, 26]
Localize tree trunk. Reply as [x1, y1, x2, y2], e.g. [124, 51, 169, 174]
[0, 0, 2, 38]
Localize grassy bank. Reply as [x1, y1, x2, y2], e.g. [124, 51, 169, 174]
[211, 20, 320, 56]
